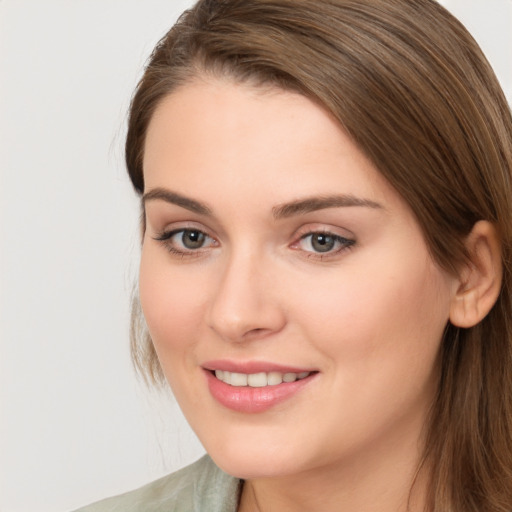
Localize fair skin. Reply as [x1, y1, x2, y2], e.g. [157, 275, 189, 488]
[139, 78, 500, 512]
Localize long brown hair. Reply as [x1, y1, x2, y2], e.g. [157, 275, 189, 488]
[126, 1, 512, 510]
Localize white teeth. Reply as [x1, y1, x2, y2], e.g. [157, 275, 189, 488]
[247, 372, 267, 387]
[214, 370, 311, 387]
[267, 372, 283, 386]
[230, 372, 248, 386]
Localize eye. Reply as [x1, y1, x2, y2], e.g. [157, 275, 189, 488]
[297, 232, 354, 255]
[177, 230, 207, 249]
[154, 228, 217, 254]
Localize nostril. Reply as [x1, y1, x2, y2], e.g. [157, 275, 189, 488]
[241, 327, 273, 341]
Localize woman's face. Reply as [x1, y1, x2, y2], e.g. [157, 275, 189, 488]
[140, 79, 457, 480]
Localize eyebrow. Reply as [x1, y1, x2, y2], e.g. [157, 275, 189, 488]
[142, 188, 383, 218]
[272, 194, 383, 219]
[142, 188, 212, 216]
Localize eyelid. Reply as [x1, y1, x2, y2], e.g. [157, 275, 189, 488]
[149, 218, 215, 239]
[292, 223, 355, 242]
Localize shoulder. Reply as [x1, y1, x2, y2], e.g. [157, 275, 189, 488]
[73, 455, 241, 512]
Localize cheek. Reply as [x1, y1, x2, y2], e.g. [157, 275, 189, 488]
[139, 246, 206, 359]
[287, 257, 451, 445]
[290, 252, 451, 373]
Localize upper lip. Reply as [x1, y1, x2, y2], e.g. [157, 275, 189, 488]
[201, 359, 317, 374]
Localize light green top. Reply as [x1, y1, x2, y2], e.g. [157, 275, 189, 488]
[74, 455, 241, 512]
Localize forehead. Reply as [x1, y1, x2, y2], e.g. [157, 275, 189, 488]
[143, 79, 400, 212]
[144, 80, 342, 165]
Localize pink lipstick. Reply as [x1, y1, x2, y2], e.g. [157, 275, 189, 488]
[202, 360, 317, 413]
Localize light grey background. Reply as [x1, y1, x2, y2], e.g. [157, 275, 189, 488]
[1, 1, 510, 511]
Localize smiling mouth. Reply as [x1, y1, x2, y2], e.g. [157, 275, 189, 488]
[213, 370, 313, 387]
[205, 367, 318, 412]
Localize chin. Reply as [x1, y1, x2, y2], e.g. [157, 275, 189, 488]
[211, 452, 294, 480]
[201, 431, 311, 480]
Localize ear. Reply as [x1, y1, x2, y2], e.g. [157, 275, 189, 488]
[450, 221, 502, 328]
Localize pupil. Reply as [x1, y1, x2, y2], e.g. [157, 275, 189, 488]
[312, 234, 335, 253]
[183, 230, 205, 249]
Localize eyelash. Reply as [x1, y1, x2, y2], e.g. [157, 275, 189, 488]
[153, 228, 217, 258]
[295, 231, 355, 259]
[153, 228, 355, 260]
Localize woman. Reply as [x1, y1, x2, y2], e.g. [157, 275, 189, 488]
[77, 0, 512, 510]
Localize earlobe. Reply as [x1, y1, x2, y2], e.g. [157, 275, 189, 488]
[449, 221, 502, 328]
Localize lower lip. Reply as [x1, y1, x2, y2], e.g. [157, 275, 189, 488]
[205, 370, 316, 413]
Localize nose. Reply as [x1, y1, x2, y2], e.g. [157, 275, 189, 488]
[205, 249, 287, 343]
